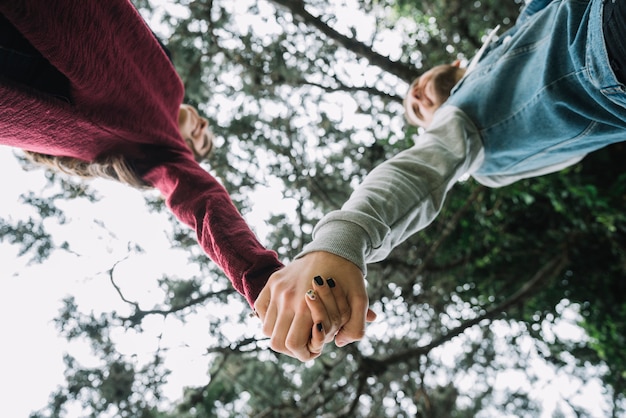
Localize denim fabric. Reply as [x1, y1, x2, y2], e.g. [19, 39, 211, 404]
[517, 0, 557, 23]
[446, 0, 626, 177]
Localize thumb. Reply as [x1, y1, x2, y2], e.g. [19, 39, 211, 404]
[366, 308, 377, 322]
[334, 298, 369, 347]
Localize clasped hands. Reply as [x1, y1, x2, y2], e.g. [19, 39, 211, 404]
[254, 251, 377, 361]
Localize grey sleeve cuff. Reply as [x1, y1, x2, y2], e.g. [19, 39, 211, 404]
[296, 217, 371, 275]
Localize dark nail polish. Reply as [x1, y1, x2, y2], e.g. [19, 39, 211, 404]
[316, 323, 324, 332]
[314, 275, 324, 286]
[327, 278, 336, 288]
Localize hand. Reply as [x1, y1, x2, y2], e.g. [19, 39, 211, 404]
[304, 274, 351, 355]
[254, 251, 377, 361]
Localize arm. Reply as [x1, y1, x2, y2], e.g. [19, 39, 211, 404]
[0, 87, 282, 309]
[256, 106, 484, 355]
[0, 0, 283, 308]
[141, 151, 283, 307]
[300, 106, 484, 273]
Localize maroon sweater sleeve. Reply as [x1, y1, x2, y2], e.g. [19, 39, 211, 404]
[142, 152, 283, 305]
[0, 0, 283, 307]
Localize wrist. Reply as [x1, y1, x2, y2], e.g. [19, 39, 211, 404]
[297, 223, 368, 274]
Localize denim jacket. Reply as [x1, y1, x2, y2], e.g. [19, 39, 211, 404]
[448, 0, 626, 184]
[299, 0, 626, 273]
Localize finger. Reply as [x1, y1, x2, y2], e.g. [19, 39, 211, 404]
[253, 285, 271, 321]
[326, 277, 351, 335]
[269, 303, 296, 358]
[366, 308, 377, 322]
[334, 289, 369, 347]
[307, 322, 325, 358]
[310, 276, 340, 339]
[304, 289, 327, 355]
[261, 300, 278, 338]
[284, 296, 317, 362]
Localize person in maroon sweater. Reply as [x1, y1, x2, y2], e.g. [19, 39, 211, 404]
[0, 0, 342, 360]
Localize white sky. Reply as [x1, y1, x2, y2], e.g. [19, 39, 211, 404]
[0, 143, 289, 416]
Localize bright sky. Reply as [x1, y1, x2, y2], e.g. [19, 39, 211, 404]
[0, 148, 217, 415]
[0, 144, 287, 416]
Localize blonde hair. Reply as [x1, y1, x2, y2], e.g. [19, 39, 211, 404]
[23, 151, 150, 189]
[23, 129, 215, 189]
[404, 64, 466, 127]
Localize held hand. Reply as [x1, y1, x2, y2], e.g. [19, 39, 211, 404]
[302, 276, 345, 355]
[254, 251, 376, 361]
[305, 273, 377, 350]
[305, 273, 352, 352]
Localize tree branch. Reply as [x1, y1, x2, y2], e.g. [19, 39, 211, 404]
[107, 250, 234, 325]
[373, 250, 570, 367]
[270, 0, 418, 82]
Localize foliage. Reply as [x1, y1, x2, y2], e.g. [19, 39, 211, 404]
[2, 0, 624, 417]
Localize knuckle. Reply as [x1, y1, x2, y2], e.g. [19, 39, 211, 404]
[260, 323, 273, 337]
[284, 336, 300, 353]
[339, 308, 351, 324]
[269, 336, 287, 354]
[308, 342, 323, 356]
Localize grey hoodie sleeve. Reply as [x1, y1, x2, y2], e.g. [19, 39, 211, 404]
[297, 106, 484, 274]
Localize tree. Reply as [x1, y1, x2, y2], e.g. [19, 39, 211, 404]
[1, 0, 623, 416]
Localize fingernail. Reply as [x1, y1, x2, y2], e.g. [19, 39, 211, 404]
[313, 275, 324, 286]
[327, 278, 336, 288]
[306, 289, 316, 300]
[316, 323, 323, 332]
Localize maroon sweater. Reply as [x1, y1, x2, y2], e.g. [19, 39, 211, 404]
[0, 0, 283, 307]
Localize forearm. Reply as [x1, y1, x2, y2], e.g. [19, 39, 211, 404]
[142, 156, 283, 307]
[298, 106, 483, 273]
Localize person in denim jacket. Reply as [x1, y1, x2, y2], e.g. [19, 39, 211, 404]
[255, 0, 626, 359]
